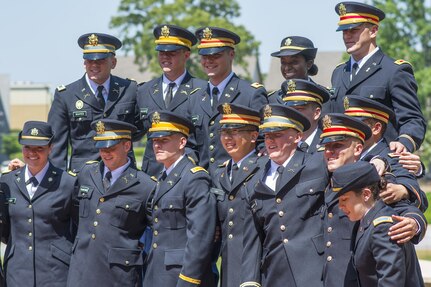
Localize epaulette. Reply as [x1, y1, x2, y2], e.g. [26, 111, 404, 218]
[1, 169, 11, 174]
[57, 85, 66, 92]
[218, 160, 230, 168]
[373, 216, 393, 227]
[335, 62, 345, 68]
[251, 82, 264, 89]
[190, 166, 208, 174]
[267, 90, 276, 96]
[138, 81, 146, 86]
[127, 78, 137, 82]
[187, 156, 196, 165]
[150, 176, 157, 182]
[67, 171, 77, 177]
[317, 146, 325, 152]
[190, 88, 201, 95]
[387, 152, 399, 158]
[85, 160, 99, 165]
[394, 59, 412, 66]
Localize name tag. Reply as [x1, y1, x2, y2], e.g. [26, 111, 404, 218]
[7, 198, 16, 204]
[140, 108, 148, 119]
[79, 186, 90, 196]
[191, 115, 199, 125]
[73, 111, 87, 118]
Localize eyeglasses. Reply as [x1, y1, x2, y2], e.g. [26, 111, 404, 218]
[218, 129, 256, 136]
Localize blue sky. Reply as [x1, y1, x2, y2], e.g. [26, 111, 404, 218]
[0, 0, 363, 89]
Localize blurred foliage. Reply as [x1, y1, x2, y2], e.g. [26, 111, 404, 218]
[110, 0, 260, 80]
[1, 132, 21, 160]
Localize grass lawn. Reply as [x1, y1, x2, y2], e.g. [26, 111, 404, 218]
[425, 192, 431, 224]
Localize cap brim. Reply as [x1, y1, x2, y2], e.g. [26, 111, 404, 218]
[95, 139, 121, 149]
[148, 131, 181, 139]
[320, 135, 349, 145]
[284, 101, 310, 107]
[156, 44, 188, 51]
[83, 53, 112, 60]
[260, 126, 290, 134]
[19, 139, 51, 146]
[198, 47, 228, 55]
[336, 23, 362, 31]
[271, 50, 302, 58]
[220, 123, 249, 129]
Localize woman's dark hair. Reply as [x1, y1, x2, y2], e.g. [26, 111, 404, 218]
[352, 176, 387, 200]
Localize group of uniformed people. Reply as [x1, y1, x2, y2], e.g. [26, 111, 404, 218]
[0, 1, 428, 286]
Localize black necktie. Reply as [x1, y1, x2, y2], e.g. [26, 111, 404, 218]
[165, 82, 176, 107]
[230, 163, 239, 184]
[351, 62, 359, 81]
[212, 86, 220, 110]
[26, 177, 38, 186]
[103, 171, 112, 191]
[96, 85, 105, 109]
[275, 165, 284, 190]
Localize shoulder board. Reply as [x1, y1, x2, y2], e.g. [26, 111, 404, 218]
[335, 62, 345, 68]
[57, 85, 66, 92]
[150, 176, 157, 182]
[373, 216, 393, 227]
[190, 166, 208, 174]
[387, 152, 400, 158]
[218, 160, 230, 168]
[394, 59, 412, 66]
[138, 81, 146, 86]
[85, 160, 99, 165]
[67, 171, 77, 177]
[251, 82, 264, 89]
[126, 78, 137, 82]
[1, 169, 11, 174]
[267, 90, 276, 96]
[187, 156, 196, 165]
[190, 88, 201, 95]
[317, 146, 325, 152]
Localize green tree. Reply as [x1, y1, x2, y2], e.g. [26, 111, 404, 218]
[1, 132, 22, 160]
[110, 0, 260, 81]
[370, 0, 431, 165]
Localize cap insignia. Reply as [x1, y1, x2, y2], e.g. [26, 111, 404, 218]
[31, 128, 39, 136]
[161, 25, 170, 38]
[88, 34, 99, 46]
[203, 27, 212, 40]
[222, 103, 232, 114]
[152, 112, 161, 124]
[343, 97, 350, 111]
[263, 105, 272, 119]
[96, 121, 105, 134]
[284, 38, 292, 46]
[339, 3, 347, 16]
[322, 115, 332, 129]
[287, 80, 296, 92]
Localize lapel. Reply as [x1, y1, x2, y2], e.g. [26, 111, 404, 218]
[75, 76, 102, 110]
[308, 129, 322, 153]
[218, 74, 240, 106]
[168, 72, 194, 110]
[150, 77, 165, 109]
[219, 161, 232, 192]
[199, 84, 213, 117]
[354, 200, 384, 248]
[276, 151, 306, 193]
[31, 164, 60, 201]
[153, 157, 189, 203]
[349, 50, 384, 90]
[104, 165, 139, 196]
[89, 162, 105, 196]
[341, 60, 351, 91]
[231, 154, 260, 191]
[255, 159, 275, 196]
[13, 168, 30, 201]
[105, 76, 125, 112]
